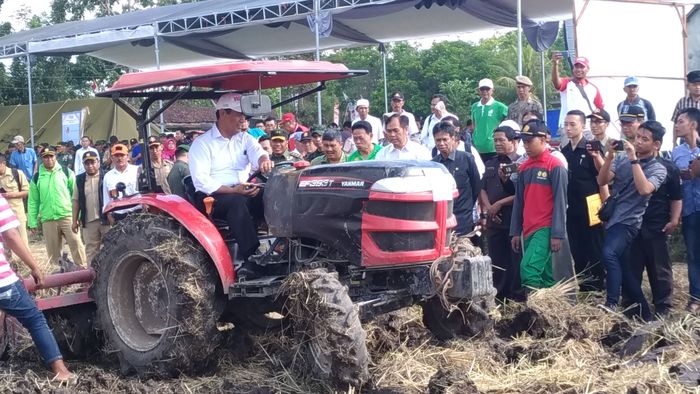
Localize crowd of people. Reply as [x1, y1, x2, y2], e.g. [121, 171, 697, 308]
[1, 54, 700, 379]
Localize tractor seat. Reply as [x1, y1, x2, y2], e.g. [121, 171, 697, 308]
[182, 175, 229, 230]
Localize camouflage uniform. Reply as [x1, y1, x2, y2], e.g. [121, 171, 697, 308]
[507, 98, 544, 126]
[270, 150, 302, 164]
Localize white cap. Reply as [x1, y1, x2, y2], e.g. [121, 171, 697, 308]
[478, 78, 494, 89]
[356, 98, 370, 108]
[11, 135, 24, 144]
[214, 93, 242, 112]
[498, 119, 521, 132]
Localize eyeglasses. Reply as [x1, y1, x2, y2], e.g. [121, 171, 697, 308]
[479, 87, 491, 91]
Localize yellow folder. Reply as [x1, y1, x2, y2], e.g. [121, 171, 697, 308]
[586, 193, 602, 227]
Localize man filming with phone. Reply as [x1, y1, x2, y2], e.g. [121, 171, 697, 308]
[597, 121, 667, 320]
[189, 93, 273, 279]
[552, 53, 604, 145]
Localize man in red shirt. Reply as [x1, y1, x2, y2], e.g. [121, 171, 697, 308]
[510, 120, 568, 289]
[551, 54, 604, 144]
[280, 113, 308, 152]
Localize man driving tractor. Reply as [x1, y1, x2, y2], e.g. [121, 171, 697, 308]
[188, 93, 274, 279]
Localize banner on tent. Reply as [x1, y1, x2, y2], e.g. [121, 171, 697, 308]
[61, 110, 83, 144]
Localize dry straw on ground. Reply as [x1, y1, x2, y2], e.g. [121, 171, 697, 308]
[1, 240, 699, 393]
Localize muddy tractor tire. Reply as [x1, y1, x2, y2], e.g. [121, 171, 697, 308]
[283, 269, 369, 389]
[92, 214, 223, 376]
[422, 296, 494, 341]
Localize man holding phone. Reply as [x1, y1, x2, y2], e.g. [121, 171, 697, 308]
[551, 54, 604, 145]
[420, 94, 456, 150]
[480, 125, 524, 301]
[597, 121, 667, 320]
[561, 110, 606, 291]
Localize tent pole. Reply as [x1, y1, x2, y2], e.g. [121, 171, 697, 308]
[314, 0, 322, 125]
[382, 44, 388, 113]
[153, 25, 164, 135]
[26, 53, 35, 148]
[541, 51, 547, 125]
[517, 0, 523, 75]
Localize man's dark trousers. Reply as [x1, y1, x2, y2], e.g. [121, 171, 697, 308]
[208, 192, 264, 260]
[567, 210, 605, 291]
[628, 231, 673, 315]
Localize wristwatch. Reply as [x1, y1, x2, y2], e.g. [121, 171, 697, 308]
[630, 159, 640, 165]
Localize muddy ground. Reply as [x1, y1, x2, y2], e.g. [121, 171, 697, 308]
[1, 241, 699, 393]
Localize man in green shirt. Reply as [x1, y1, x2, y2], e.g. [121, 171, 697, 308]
[28, 147, 86, 269]
[471, 78, 508, 162]
[347, 120, 381, 161]
[167, 144, 190, 199]
[310, 129, 348, 165]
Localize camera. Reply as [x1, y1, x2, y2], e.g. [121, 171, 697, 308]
[612, 140, 625, 151]
[500, 163, 520, 176]
[586, 140, 602, 152]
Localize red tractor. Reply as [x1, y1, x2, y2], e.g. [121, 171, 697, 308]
[8, 61, 495, 388]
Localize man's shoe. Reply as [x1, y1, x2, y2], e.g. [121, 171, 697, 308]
[597, 303, 618, 314]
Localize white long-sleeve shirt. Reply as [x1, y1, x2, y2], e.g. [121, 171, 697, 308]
[375, 140, 432, 161]
[189, 124, 268, 195]
[74, 147, 99, 175]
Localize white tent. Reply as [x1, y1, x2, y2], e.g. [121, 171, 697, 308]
[0, 0, 569, 69]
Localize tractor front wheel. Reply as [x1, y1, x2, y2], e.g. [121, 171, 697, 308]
[92, 214, 223, 376]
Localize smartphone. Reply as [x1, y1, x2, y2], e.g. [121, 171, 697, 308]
[554, 50, 570, 58]
[586, 140, 602, 151]
[612, 140, 625, 151]
[500, 163, 520, 176]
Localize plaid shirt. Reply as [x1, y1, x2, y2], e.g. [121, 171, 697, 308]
[671, 95, 700, 122]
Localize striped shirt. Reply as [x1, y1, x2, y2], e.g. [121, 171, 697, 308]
[0, 196, 20, 288]
[671, 96, 700, 122]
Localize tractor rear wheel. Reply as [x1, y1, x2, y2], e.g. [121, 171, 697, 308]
[283, 269, 369, 389]
[92, 214, 223, 376]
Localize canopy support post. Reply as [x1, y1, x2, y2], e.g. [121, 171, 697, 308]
[541, 50, 547, 125]
[517, 0, 523, 75]
[314, 0, 322, 125]
[26, 52, 35, 148]
[381, 43, 388, 114]
[153, 25, 164, 135]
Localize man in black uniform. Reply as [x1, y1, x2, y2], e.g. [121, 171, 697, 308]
[431, 121, 481, 236]
[479, 124, 524, 301]
[628, 121, 682, 317]
[561, 109, 606, 291]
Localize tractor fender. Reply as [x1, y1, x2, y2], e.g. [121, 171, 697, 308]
[104, 193, 234, 293]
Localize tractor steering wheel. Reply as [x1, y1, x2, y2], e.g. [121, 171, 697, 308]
[246, 161, 297, 184]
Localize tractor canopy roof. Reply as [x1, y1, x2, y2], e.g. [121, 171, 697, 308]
[97, 60, 367, 96]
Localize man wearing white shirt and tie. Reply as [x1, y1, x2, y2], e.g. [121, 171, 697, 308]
[375, 113, 432, 161]
[189, 93, 274, 279]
